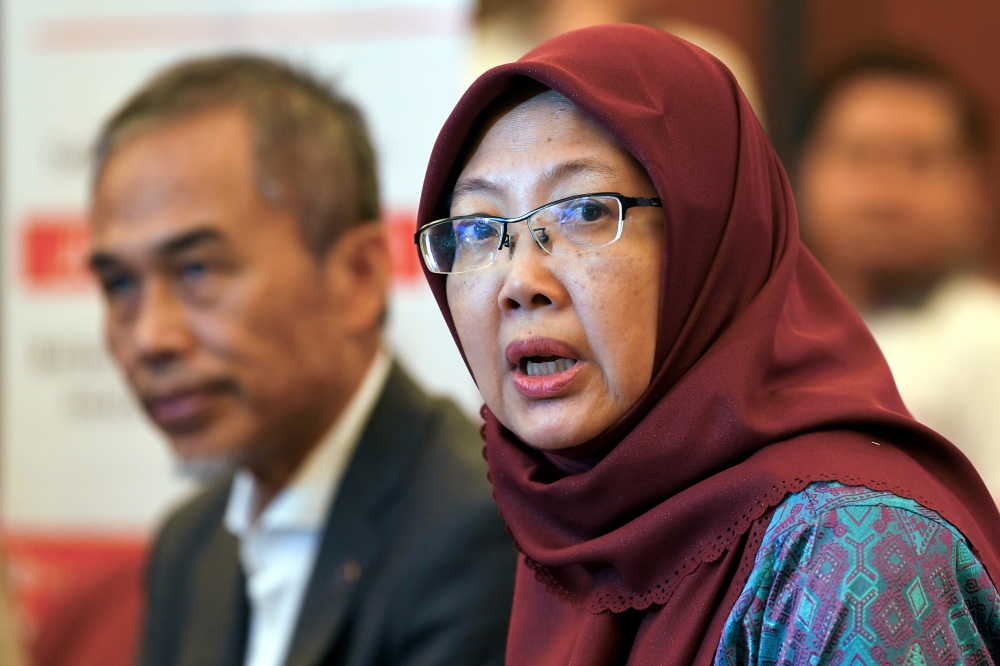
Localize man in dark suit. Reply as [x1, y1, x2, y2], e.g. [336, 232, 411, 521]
[87, 55, 516, 666]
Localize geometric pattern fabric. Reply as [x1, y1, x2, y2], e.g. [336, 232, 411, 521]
[715, 483, 1000, 666]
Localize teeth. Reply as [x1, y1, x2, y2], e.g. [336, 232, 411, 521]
[525, 357, 577, 377]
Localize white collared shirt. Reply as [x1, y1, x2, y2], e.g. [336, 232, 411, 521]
[224, 349, 392, 666]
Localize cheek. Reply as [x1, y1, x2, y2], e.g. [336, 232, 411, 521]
[572, 252, 660, 400]
[185, 285, 261, 361]
[104, 316, 134, 369]
[805, 164, 856, 222]
[188, 271, 329, 384]
[927, 176, 981, 224]
[446, 276, 503, 397]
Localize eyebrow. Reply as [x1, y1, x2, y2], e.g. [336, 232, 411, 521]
[452, 157, 622, 202]
[452, 177, 503, 200]
[88, 226, 226, 271]
[543, 158, 620, 185]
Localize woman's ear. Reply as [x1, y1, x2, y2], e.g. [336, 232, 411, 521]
[321, 221, 391, 334]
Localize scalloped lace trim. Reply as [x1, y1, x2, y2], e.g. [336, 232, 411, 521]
[518, 472, 950, 614]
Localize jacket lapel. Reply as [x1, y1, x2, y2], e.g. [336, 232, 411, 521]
[176, 525, 248, 666]
[284, 365, 432, 666]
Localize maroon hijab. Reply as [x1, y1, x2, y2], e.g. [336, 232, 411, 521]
[417, 24, 1000, 665]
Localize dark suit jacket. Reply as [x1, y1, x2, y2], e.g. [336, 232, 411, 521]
[138, 365, 517, 666]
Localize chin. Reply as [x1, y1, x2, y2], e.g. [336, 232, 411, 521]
[166, 428, 248, 479]
[495, 390, 604, 449]
[523, 438, 581, 452]
[508, 414, 596, 451]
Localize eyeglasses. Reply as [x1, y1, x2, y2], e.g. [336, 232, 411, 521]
[415, 192, 662, 275]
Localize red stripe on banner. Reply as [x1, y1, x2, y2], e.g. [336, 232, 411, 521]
[3, 532, 147, 666]
[21, 215, 94, 291]
[20, 210, 422, 292]
[35, 6, 467, 52]
[386, 209, 423, 284]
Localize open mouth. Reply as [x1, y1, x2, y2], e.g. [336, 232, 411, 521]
[506, 338, 585, 398]
[521, 355, 578, 377]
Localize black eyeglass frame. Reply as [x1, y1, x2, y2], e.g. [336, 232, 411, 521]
[414, 192, 663, 273]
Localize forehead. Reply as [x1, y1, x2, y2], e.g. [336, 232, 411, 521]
[819, 75, 963, 144]
[91, 108, 260, 252]
[457, 96, 642, 191]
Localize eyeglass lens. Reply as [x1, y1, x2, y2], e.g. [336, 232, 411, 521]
[420, 195, 624, 274]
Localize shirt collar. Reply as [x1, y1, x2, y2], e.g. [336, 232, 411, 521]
[224, 349, 393, 536]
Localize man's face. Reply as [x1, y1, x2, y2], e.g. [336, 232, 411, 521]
[90, 108, 382, 470]
[798, 75, 989, 307]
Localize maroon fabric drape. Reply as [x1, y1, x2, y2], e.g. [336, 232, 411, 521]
[416, 24, 1000, 665]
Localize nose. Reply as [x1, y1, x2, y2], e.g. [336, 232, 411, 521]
[132, 278, 195, 370]
[497, 229, 568, 313]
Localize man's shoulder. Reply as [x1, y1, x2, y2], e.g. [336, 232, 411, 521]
[320, 369, 514, 666]
[396, 378, 491, 501]
[368, 364, 489, 498]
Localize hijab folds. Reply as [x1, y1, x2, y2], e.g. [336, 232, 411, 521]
[417, 24, 1000, 666]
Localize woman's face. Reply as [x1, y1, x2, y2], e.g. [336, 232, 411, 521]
[446, 97, 664, 450]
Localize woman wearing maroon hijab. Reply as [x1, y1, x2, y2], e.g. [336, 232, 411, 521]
[415, 25, 1000, 665]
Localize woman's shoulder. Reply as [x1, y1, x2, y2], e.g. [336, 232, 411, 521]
[764, 481, 955, 550]
[760, 482, 990, 609]
[715, 482, 1000, 666]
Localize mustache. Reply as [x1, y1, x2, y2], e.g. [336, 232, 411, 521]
[131, 372, 238, 402]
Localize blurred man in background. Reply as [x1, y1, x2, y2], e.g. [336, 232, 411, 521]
[797, 51, 1000, 502]
[88, 55, 515, 666]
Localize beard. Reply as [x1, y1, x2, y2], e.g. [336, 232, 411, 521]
[173, 453, 238, 484]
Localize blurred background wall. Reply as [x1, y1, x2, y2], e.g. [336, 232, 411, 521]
[3, 1, 1000, 665]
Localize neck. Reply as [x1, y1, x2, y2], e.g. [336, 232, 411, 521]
[247, 337, 381, 516]
[248, 447, 316, 515]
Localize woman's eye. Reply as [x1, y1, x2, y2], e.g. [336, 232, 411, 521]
[459, 221, 499, 242]
[579, 204, 605, 222]
[563, 201, 610, 224]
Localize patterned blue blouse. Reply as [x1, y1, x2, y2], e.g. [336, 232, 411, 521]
[714, 482, 1000, 665]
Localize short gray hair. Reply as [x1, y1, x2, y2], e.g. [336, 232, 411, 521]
[94, 54, 380, 257]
